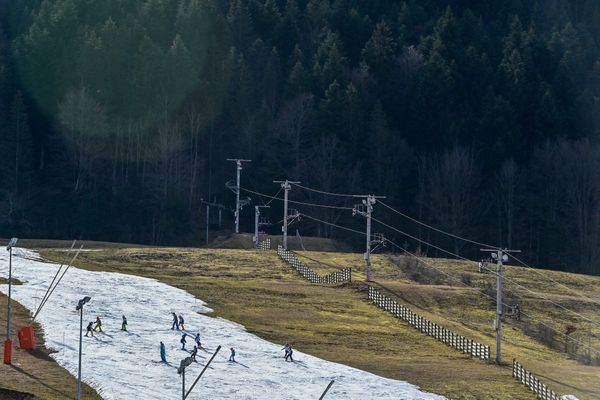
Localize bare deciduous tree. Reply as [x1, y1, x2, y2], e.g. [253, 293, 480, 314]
[418, 146, 480, 255]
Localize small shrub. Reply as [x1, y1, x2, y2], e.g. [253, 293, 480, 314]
[482, 282, 495, 299]
[460, 273, 472, 285]
[390, 255, 444, 285]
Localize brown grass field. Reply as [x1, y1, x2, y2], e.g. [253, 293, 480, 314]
[1, 238, 598, 399]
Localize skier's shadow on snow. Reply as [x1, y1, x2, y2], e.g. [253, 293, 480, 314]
[52, 341, 76, 351]
[99, 332, 114, 339]
[291, 360, 308, 368]
[152, 360, 177, 369]
[231, 361, 249, 368]
[125, 331, 141, 338]
[92, 336, 110, 344]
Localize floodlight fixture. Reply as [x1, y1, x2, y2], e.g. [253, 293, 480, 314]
[178, 356, 193, 375]
[76, 296, 91, 311]
[6, 238, 18, 251]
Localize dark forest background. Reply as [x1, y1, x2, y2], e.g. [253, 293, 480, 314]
[1, 0, 600, 275]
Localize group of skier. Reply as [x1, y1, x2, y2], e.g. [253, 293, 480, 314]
[171, 312, 185, 330]
[161, 313, 241, 365]
[161, 313, 203, 363]
[85, 315, 128, 337]
[84, 310, 295, 368]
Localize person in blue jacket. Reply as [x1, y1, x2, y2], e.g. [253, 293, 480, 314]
[194, 333, 201, 348]
[229, 347, 236, 362]
[160, 341, 167, 362]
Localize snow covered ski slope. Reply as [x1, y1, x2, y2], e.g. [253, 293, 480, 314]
[0, 249, 446, 400]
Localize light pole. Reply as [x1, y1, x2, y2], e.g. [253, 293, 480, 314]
[4, 237, 18, 365]
[76, 296, 91, 400]
[178, 356, 193, 400]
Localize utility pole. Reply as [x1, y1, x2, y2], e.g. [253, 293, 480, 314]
[254, 205, 270, 245]
[480, 247, 520, 364]
[273, 180, 300, 250]
[352, 195, 385, 282]
[226, 159, 251, 233]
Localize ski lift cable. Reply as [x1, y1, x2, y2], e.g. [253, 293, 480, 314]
[378, 200, 497, 248]
[265, 186, 283, 206]
[379, 200, 600, 307]
[289, 182, 357, 198]
[246, 174, 281, 207]
[507, 253, 600, 307]
[32, 245, 84, 322]
[288, 183, 599, 308]
[371, 216, 600, 330]
[240, 187, 353, 210]
[35, 240, 76, 317]
[299, 213, 367, 236]
[384, 238, 600, 357]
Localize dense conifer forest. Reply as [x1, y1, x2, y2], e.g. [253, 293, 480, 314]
[1, 0, 600, 275]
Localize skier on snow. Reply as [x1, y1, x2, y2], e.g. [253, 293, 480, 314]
[190, 346, 198, 362]
[178, 315, 185, 330]
[194, 333, 201, 348]
[160, 341, 167, 362]
[180, 334, 187, 350]
[171, 312, 179, 330]
[93, 316, 103, 332]
[85, 321, 94, 337]
[229, 347, 236, 362]
[282, 344, 290, 360]
[284, 344, 294, 362]
[121, 315, 128, 331]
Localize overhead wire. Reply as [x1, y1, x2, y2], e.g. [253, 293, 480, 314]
[291, 184, 600, 307]
[508, 253, 600, 307]
[378, 199, 600, 312]
[380, 198, 600, 306]
[383, 238, 600, 357]
[370, 215, 600, 330]
[378, 200, 496, 249]
[32, 245, 84, 322]
[246, 174, 282, 207]
[289, 182, 357, 198]
[240, 187, 353, 210]
[248, 182, 600, 332]
[35, 240, 76, 317]
[300, 213, 366, 236]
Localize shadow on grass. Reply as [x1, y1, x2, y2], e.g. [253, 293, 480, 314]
[9, 364, 74, 399]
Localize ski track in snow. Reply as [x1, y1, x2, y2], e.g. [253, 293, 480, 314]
[0, 248, 446, 400]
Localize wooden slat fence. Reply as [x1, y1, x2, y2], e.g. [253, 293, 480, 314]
[368, 286, 490, 360]
[277, 245, 351, 284]
[512, 359, 561, 400]
[257, 238, 271, 251]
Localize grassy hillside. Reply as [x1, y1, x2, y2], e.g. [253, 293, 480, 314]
[31, 245, 597, 400]
[297, 251, 600, 399]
